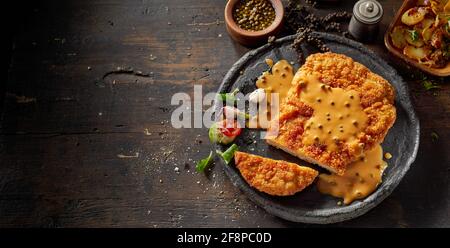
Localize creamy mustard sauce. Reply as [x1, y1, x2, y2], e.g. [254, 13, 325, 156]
[299, 75, 368, 152]
[251, 59, 294, 129]
[256, 59, 294, 104]
[317, 144, 387, 205]
[265, 58, 274, 67]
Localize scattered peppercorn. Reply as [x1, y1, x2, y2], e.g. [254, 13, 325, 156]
[305, 0, 317, 7]
[285, 0, 353, 63]
[384, 152, 392, 160]
[233, 0, 276, 31]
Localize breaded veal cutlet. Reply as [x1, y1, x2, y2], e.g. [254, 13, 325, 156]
[234, 151, 318, 196]
[266, 53, 396, 175]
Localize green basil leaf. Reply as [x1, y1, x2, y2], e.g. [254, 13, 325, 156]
[431, 131, 439, 142]
[196, 151, 214, 173]
[218, 88, 239, 103]
[408, 30, 419, 42]
[423, 80, 441, 91]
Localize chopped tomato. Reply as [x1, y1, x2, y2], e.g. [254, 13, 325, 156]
[217, 119, 242, 137]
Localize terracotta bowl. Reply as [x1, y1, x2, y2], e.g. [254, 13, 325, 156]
[224, 0, 284, 47]
[384, 0, 450, 77]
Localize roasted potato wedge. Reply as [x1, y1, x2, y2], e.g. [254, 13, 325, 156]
[405, 30, 425, 47]
[401, 7, 428, 26]
[413, 18, 434, 40]
[420, 18, 435, 31]
[403, 45, 432, 61]
[422, 24, 437, 42]
[390, 26, 408, 49]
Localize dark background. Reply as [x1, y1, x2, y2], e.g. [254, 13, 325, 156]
[1, 0, 448, 227]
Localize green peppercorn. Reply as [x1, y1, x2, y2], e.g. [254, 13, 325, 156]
[232, 0, 275, 31]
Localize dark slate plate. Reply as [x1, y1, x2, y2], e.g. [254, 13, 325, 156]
[214, 32, 420, 224]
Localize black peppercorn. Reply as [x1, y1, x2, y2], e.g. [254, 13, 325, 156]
[285, 0, 352, 62]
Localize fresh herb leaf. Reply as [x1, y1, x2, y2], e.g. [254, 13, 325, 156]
[407, 30, 419, 42]
[196, 151, 214, 172]
[443, 49, 449, 59]
[218, 88, 240, 103]
[218, 93, 236, 103]
[443, 44, 450, 59]
[431, 131, 439, 142]
[423, 80, 441, 91]
[217, 144, 239, 165]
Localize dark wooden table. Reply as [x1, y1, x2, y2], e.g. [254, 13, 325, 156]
[1, 0, 448, 227]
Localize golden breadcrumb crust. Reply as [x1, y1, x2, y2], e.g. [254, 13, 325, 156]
[234, 151, 318, 196]
[266, 53, 396, 175]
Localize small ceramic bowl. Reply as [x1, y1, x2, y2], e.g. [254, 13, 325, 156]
[224, 0, 284, 47]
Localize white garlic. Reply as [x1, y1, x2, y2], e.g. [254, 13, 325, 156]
[249, 88, 266, 104]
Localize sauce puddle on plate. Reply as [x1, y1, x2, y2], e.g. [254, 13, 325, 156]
[251, 59, 294, 128]
[256, 59, 294, 103]
[317, 144, 388, 205]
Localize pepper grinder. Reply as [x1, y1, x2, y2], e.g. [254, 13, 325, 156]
[348, 0, 383, 42]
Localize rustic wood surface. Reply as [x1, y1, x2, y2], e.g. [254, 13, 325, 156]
[1, 0, 448, 227]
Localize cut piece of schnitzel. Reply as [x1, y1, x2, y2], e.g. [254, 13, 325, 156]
[266, 53, 396, 176]
[234, 151, 318, 196]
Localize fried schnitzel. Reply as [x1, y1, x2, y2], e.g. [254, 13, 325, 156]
[234, 151, 318, 196]
[266, 53, 396, 175]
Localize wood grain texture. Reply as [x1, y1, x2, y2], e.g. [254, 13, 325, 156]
[1, 0, 448, 227]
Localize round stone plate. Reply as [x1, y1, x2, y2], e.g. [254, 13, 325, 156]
[214, 33, 420, 224]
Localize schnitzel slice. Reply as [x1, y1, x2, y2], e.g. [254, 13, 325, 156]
[234, 151, 318, 196]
